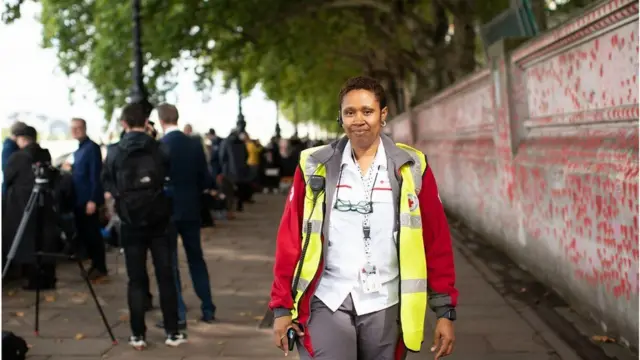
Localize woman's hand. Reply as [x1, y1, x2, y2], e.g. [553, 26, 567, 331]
[431, 318, 455, 359]
[273, 315, 304, 356]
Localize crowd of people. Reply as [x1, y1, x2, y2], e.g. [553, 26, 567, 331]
[0, 107, 330, 351]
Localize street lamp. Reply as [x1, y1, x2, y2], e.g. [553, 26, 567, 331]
[274, 100, 281, 139]
[130, 0, 152, 116]
[236, 78, 246, 133]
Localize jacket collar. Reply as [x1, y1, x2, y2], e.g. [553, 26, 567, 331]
[310, 133, 413, 171]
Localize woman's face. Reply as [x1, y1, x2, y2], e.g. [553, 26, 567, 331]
[340, 89, 387, 148]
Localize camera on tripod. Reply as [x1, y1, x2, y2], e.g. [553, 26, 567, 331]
[2, 157, 116, 344]
[32, 161, 55, 186]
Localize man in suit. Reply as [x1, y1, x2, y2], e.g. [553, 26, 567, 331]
[70, 118, 107, 281]
[156, 103, 216, 329]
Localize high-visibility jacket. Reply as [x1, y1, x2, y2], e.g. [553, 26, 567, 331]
[292, 143, 428, 351]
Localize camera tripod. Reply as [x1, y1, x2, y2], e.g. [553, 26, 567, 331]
[2, 177, 117, 344]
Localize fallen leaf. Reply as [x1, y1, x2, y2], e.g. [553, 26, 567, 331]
[253, 316, 264, 321]
[119, 314, 130, 321]
[592, 335, 615, 343]
[217, 341, 226, 345]
[256, 300, 267, 305]
[239, 312, 246, 316]
[75, 333, 85, 340]
[15, 312, 24, 317]
[44, 295, 56, 302]
[519, 288, 527, 293]
[7, 290, 16, 296]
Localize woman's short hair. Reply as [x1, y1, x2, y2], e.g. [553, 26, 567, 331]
[338, 76, 387, 109]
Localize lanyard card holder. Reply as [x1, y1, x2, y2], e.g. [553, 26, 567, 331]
[360, 225, 382, 294]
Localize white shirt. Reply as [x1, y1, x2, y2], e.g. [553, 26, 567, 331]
[315, 140, 399, 315]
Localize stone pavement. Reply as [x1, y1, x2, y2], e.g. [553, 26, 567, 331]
[2, 194, 586, 360]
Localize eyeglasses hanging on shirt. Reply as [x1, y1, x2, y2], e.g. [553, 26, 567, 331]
[333, 163, 381, 215]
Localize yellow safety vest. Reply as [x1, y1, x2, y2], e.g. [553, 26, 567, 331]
[292, 143, 428, 352]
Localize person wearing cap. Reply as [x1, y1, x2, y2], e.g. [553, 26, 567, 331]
[2, 126, 59, 290]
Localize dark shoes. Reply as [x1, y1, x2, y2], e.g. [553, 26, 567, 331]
[200, 315, 217, 324]
[86, 267, 108, 282]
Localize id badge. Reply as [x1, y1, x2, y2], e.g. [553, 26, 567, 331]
[360, 265, 382, 294]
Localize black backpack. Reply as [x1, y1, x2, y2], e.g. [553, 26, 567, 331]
[2, 331, 28, 360]
[113, 141, 171, 228]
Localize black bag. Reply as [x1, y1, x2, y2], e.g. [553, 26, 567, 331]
[2, 331, 28, 360]
[113, 142, 170, 228]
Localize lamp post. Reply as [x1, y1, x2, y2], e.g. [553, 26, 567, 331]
[130, 0, 153, 115]
[236, 78, 246, 133]
[130, 0, 152, 116]
[274, 100, 281, 139]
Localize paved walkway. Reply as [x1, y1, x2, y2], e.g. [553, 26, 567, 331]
[2, 194, 585, 360]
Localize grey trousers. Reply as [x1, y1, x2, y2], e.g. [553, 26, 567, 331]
[298, 295, 400, 360]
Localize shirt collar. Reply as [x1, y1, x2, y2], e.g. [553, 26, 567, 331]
[163, 125, 180, 135]
[342, 138, 387, 170]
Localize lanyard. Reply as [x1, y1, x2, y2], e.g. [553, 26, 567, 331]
[352, 153, 380, 269]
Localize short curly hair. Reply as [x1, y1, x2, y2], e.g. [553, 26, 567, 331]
[338, 76, 387, 109]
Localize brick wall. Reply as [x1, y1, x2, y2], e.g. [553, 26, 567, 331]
[392, 0, 639, 345]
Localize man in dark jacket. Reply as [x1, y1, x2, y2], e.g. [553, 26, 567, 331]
[206, 129, 223, 182]
[70, 118, 107, 281]
[102, 103, 186, 350]
[157, 103, 216, 329]
[3, 126, 58, 290]
[2, 121, 27, 194]
[261, 136, 283, 194]
[219, 130, 250, 212]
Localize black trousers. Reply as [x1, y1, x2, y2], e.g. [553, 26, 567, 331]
[74, 210, 107, 273]
[236, 182, 252, 211]
[121, 225, 179, 336]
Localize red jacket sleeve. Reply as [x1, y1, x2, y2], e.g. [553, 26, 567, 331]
[418, 165, 458, 315]
[269, 166, 305, 313]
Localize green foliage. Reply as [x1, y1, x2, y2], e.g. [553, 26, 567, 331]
[5, 0, 547, 128]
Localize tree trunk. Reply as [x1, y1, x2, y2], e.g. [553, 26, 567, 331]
[431, 0, 450, 91]
[450, 0, 477, 81]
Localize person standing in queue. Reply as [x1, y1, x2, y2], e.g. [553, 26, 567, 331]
[102, 103, 186, 350]
[156, 103, 216, 329]
[269, 76, 458, 360]
[70, 118, 108, 281]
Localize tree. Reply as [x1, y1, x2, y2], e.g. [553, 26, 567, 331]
[3, 0, 598, 129]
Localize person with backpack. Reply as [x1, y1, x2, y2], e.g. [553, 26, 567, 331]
[101, 103, 186, 350]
